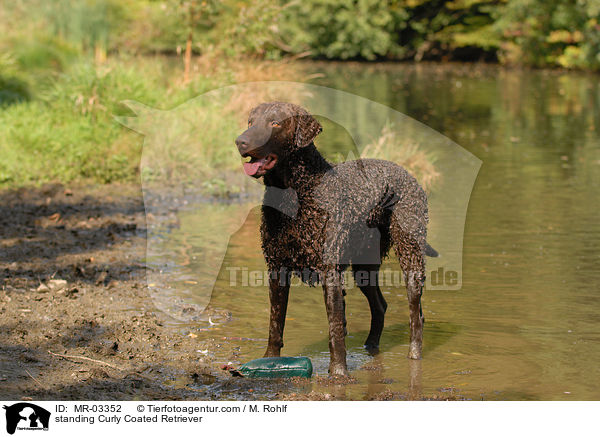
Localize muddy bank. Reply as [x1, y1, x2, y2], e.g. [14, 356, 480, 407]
[0, 183, 460, 401]
[0, 183, 215, 400]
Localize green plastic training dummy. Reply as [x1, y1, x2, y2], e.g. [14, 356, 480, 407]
[237, 357, 313, 378]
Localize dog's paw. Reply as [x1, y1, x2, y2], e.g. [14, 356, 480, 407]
[363, 343, 380, 355]
[328, 363, 350, 377]
[407, 344, 422, 360]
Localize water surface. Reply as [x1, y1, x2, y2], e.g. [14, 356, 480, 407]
[151, 63, 600, 400]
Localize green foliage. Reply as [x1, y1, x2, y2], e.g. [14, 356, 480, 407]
[108, 2, 189, 53]
[213, 0, 285, 58]
[397, 0, 501, 60]
[279, 0, 501, 61]
[277, 0, 600, 68]
[495, 0, 600, 69]
[123, 0, 220, 54]
[3, 0, 600, 68]
[281, 0, 397, 60]
[42, 0, 130, 53]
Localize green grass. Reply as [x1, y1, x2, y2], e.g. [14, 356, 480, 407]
[0, 55, 440, 195]
[0, 56, 226, 187]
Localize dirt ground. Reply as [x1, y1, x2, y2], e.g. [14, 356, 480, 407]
[0, 183, 459, 401]
[0, 183, 219, 400]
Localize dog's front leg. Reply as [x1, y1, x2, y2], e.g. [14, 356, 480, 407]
[264, 269, 290, 357]
[323, 270, 349, 376]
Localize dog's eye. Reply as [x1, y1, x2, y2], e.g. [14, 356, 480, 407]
[271, 121, 281, 127]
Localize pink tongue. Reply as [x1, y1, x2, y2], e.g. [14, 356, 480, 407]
[243, 159, 265, 176]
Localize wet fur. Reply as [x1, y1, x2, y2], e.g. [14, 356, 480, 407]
[236, 102, 434, 376]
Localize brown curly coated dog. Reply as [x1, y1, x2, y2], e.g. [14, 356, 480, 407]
[236, 102, 437, 376]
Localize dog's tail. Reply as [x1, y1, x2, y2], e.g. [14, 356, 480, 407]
[425, 243, 439, 257]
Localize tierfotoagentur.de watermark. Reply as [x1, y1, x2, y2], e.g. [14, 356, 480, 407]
[227, 266, 459, 289]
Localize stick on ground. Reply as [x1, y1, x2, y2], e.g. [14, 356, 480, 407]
[25, 369, 48, 390]
[48, 351, 123, 371]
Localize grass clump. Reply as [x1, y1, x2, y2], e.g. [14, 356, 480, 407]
[0, 76, 30, 107]
[360, 123, 440, 191]
[0, 58, 168, 186]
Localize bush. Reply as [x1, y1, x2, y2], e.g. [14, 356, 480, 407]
[11, 37, 78, 72]
[281, 0, 397, 60]
[495, 0, 600, 69]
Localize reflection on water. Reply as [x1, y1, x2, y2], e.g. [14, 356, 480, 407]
[150, 63, 600, 400]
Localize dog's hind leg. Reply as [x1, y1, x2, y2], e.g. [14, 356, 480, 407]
[264, 269, 290, 357]
[388, 196, 428, 360]
[352, 264, 387, 351]
[390, 223, 427, 359]
[405, 267, 425, 359]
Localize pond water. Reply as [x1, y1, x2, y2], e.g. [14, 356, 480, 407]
[148, 62, 600, 400]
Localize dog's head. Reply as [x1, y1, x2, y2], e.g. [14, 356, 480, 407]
[235, 102, 322, 178]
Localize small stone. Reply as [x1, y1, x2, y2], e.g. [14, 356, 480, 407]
[36, 283, 50, 293]
[48, 279, 67, 291]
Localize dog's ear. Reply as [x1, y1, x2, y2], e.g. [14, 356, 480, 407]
[294, 112, 322, 148]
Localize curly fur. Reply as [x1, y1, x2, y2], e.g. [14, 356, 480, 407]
[235, 102, 435, 375]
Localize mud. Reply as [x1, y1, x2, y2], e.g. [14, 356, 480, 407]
[0, 183, 219, 400]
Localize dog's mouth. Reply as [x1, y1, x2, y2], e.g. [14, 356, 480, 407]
[241, 153, 278, 178]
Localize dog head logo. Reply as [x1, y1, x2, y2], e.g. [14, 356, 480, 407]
[3, 403, 50, 435]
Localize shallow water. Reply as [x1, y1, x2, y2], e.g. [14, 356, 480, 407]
[149, 63, 600, 400]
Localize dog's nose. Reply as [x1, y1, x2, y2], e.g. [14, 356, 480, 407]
[235, 135, 248, 151]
